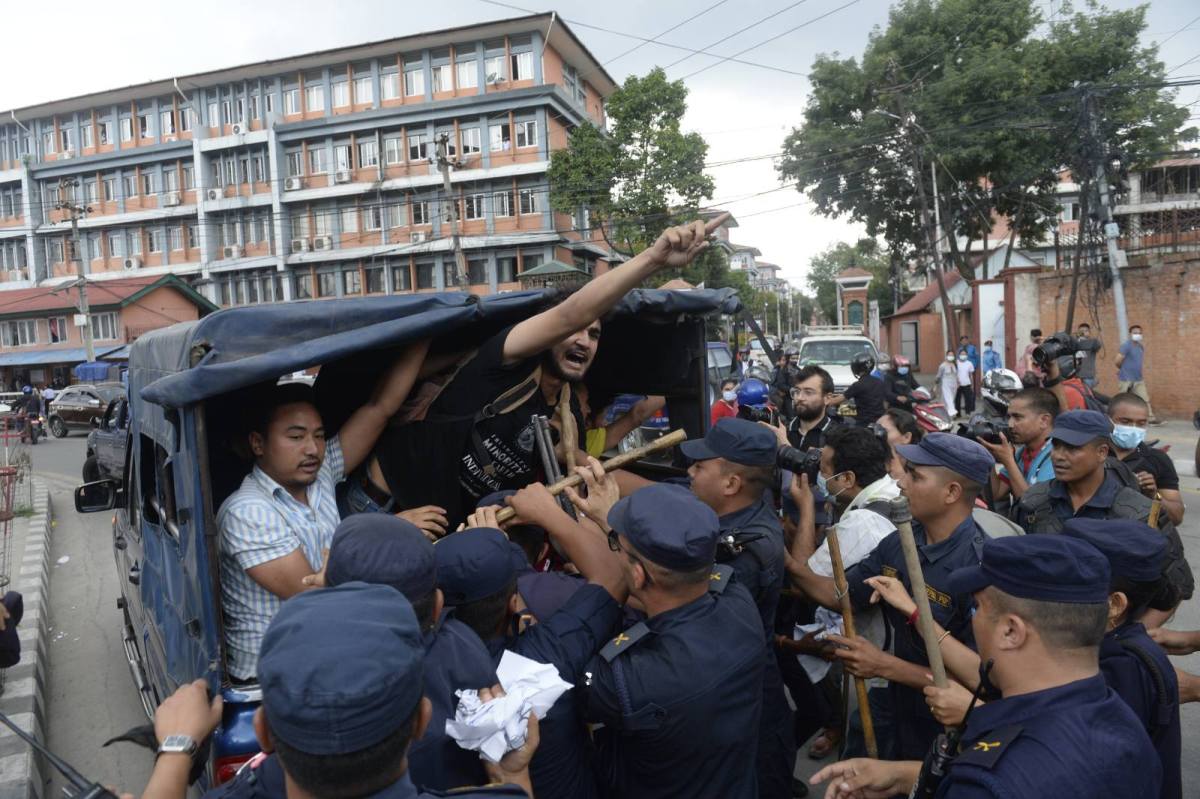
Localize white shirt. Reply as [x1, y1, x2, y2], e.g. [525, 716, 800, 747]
[955, 358, 975, 384]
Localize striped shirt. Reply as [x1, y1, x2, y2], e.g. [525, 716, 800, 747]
[217, 437, 344, 679]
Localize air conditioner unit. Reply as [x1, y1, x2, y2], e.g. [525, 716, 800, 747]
[410, 232, 428, 244]
[334, 169, 352, 184]
[486, 73, 504, 84]
[163, 191, 181, 207]
[206, 187, 222, 201]
[232, 123, 245, 135]
[223, 245, 242, 259]
[290, 238, 311, 254]
[312, 236, 333, 251]
[123, 257, 141, 271]
[284, 177, 303, 191]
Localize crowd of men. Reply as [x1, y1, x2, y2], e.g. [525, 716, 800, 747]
[123, 216, 1196, 799]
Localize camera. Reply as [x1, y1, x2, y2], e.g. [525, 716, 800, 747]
[1031, 332, 1080, 369]
[738, 405, 779, 425]
[777, 445, 822, 482]
[957, 414, 1011, 446]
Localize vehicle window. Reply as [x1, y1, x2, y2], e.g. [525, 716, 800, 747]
[749, 341, 764, 351]
[82, 392, 100, 404]
[103, 402, 118, 428]
[138, 434, 177, 537]
[708, 347, 732, 371]
[97, 386, 124, 403]
[799, 340, 876, 365]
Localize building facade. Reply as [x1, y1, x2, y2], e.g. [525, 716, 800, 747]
[0, 14, 617, 309]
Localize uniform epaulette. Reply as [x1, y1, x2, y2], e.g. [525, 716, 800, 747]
[953, 724, 1023, 770]
[425, 784, 529, 796]
[708, 564, 734, 594]
[600, 621, 651, 661]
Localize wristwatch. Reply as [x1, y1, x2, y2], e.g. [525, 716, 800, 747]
[158, 735, 199, 756]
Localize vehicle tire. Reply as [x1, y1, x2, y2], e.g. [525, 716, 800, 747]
[83, 456, 100, 483]
[49, 416, 68, 438]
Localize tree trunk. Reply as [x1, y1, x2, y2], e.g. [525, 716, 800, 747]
[1001, 202, 1021, 273]
[1064, 183, 1090, 331]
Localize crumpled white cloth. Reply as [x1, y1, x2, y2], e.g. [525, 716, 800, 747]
[445, 650, 572, 763]
[794, 620, 841, 684]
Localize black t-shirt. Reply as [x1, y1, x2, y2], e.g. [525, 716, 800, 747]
[1119, 443, 1180, 491]
[842, 375, 886, 425]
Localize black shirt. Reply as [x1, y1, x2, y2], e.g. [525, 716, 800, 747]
[1118, 443, 1180, 491]
[842, 375, 886, 425]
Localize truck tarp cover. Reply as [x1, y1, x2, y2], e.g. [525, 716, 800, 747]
[138, 288, 740, 409]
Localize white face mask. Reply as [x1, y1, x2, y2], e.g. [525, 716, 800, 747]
[946, 355, 955, 362]
[958, 354, 968, 361]
[1131, 333, 1143, 342]
[722, 390, 737, 403]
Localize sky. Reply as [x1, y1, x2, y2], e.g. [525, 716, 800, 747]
[2, 0, 1197, 292]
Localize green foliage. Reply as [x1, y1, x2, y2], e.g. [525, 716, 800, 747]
[806, 239, 894, 323]
[548, 68, 714, 256]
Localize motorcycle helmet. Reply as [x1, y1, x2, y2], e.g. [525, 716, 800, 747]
[850, 352, 876, 379]
[893, 355, 912, 374]
[981, 368, 1022, 414]
[784, 346, 799, 361]
[736, 378, 770, 409]
[875, 351, 892, 372]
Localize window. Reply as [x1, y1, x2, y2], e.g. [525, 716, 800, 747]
[511, 51, 533, 82]
[160, 110, 175, 136]
[364, 206, 382, 231]
[411, 200, 429, 225]
[305, 84, 324, 111]
[497, 255, 517, 283]
[41, 130, 53, 155]
[381, 72, 400, 100]
[169, 226, 183, 251]
[120, 118, 133, 142]
[284, 88, 301, 115]
[182, 165, 194, 189]
[164, 169, 179, 192]
[81, 124, 93, 148]
[461, 128, 481, 155]
[225, 160, 237, 187]
[141, 172, 155, 196]
[222, 100, 232, 125]
[847, 300, 864, 326]
[292, 214, 310, 239]
[484, 55, 505, 83]
[252, 155, 265, 183]
[404, 67, 425, 97]
[354, 77, 373, 104]
[490, 123, 510, 152]
[563, 64, 584, 103]
[187, 225, 198, 249]
[519, 187, 540, 214]
[265, 93, 275, 115]
[47, 316, 68, 344]
[100, 177, 114, 202]
[144, 228, 162, 253]
[138, 112, 151, 139]
[407, 133, 427, 161]
[286, 150, 303, 177]
[208, 101, 219, 127]
[340, 207, 358, 233]
[384, 135, 404, 165]
[90, 312, 119, 341]
[464, 193, 485, 220]
[457, 59, 478, 89]
[899, 321, 919, 364]
[49, 240, 63, 263]
[432, 64, 452, 93]
[308, 146, 328, 175]
[88, 234, 101, 260]
[516, 120, 537, 148]
[295, 273, 313, 299]
[98, 120, 112, 145]
[318, 271, 338, 297]
[365, 266, 384, 294]
[335, 144, 352, 171]
[357, 139, 378, 168]
[248, 97, 259, 121]
[1, 320, 37, 347]
[332, 80, 349, 107]
[123, 174, 137, 198]
[522, 251, 544, 272]
[313, 210, 331, 237]
[83, 180, 98, 204]
[386, 203, 405, 228]
[108, 231, 124, 258]
[392, 263, 412, 291]
[468, 258, 488, 285]
[254, 216, 267, 244]
[415, 261, 434, 289]
[130, 231, 142, 255]
[61, 128, 75, 152]
[343, 269, 361, 295]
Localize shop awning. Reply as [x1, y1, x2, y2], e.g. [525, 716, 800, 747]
[0, 345, 124, 367]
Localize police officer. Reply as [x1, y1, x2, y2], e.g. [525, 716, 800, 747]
[319, 514, 498, 791]
[1062, 518, 1182, 799]
[812, 535, 1161, 798]
[1015, 410, 1193, 607]
[204, 583, 533, 799]
[510, 481, 766, 799]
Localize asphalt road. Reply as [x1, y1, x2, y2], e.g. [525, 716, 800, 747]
[26, 420, 1200, 796]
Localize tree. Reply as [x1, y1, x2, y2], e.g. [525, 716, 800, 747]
[806, 239, 894, 323]
[548, 68, 714, 257]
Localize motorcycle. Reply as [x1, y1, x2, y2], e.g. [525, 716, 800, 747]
[910, 386, 953, 433]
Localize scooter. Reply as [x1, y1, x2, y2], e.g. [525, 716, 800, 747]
[910, 386, 953, 433]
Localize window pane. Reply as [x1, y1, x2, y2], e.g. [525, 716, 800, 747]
[404, 69, 425, 97]
[493, 190, 512, 217]
[332, 81, 349, 107]
[497, 256, 517, 282]
[461, 128, 481, 154]
[382, 73, 400, 100]
[355, 77, 373, 104]
[415, 261, 434, 289]
[365, 266, 384, 294]
[408, 133, 426, 161]
[485, 56, 505, 83]
[305, 84, 325, 111]
[341, 207, 358, 233]
[391, 263, 412, 291]
[457, 60, 478, 89]
[511, 51, 532, 81]
[432, 65, 452, 93]
[358, 140, 378, 167]
[468, 258, 487, 285]
[309, 147, 327, 174]
[343, 269, 361, 295]
[318, 272, 338, 297]
[295, 273, 313, 299]
[285, 89, 301, 114]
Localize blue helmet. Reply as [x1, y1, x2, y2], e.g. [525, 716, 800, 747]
[736, 378, 769, 409]
[20, 386, 31, 395]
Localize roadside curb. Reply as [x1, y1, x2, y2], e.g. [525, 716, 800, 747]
[0, 479, 51, 799]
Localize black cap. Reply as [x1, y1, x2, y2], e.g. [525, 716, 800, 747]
[435, 528, 528, 605]
[946, 536, 1110, 604]
[1050, 410, 1114, 446]
[325, 514, 436, 601]
[679, 417, 777, 466]
[896, 432, 994, 486]
[607, 483, 720, 572]
[1062, 518, 1166, 582]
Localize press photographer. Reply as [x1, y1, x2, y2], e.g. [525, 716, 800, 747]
[1031, 331, 1101, 414]
[972, 387, 1059, 504]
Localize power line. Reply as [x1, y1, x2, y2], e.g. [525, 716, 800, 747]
[603, 0, 731, 66]
[662, 0, 813, 71]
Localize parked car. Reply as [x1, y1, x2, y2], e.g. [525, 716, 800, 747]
[48, 382, 125, 438]
[797, 326, 878, 392]
[73, 287, 739, 787]
[84, 397, 129, 482]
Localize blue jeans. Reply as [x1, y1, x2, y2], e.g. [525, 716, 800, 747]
[336, 477, 394, 519]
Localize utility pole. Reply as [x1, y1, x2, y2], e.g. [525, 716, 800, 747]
[776, 294, 782, 341]
[55, 178, 95, 363]
[434, 133, 469, 290]
[1084, 89, 1131, 345]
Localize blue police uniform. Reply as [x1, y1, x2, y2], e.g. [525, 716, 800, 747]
[847, 433, 994, 760]
[681, 418, 792, 798]
[935, 535, 1161, 798]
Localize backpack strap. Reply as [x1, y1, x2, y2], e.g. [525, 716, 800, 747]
[467, 365, 544, 479]
[1117, 638, 1174, 743]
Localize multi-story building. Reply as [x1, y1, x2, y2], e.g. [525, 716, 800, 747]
[0, 13, 617, 310]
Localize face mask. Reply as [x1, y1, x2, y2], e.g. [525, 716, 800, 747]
[1131, 333, 1143, 342]
[984, 346, 992, 352]
[816, 471, 847, 501]
[946, 355, 955, 362]
[958, 354, 968, 361]
[898, 367, 909, 375]
[722, 390, 737, 403]
[1111, 424, 1146, 450]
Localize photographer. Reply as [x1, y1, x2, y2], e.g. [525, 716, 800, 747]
[781, 365, 839, 450]
[978, 387, 1058, 504]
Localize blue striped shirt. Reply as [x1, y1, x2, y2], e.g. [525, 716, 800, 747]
[217, 437, 344, 679]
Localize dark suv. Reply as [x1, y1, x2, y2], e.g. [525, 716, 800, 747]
[48, 382, 125, 438]
[84, 397, 129, 482]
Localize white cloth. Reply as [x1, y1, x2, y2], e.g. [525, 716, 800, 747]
[445, 650, 572, 763]
[937, 362, 958, 409]
[955, 358, 975, 385]
[794, 621, 839, 683]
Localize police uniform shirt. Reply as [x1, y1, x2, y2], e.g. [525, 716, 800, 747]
[408, 613, 499, 792]
[845, 515, 987, 760]
[1100, 622, 1181, 799]
[584, 571, 765, 799]
[935, 673, 1161, 798]
[1017, 469, 1126, 529]
[718, 498, 786, 633]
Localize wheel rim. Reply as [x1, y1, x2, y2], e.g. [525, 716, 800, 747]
[51, 418, 66, 437]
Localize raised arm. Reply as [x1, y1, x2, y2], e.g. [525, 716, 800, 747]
[501, 215, 729, 364]
[337, 338, 431, 472]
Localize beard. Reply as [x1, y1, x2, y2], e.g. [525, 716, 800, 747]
[794, 402, 825, 422]
[542, 350, 588, 382]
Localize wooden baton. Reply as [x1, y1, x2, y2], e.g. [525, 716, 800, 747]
[889, 496, 950, 700]
[1148, 497, 1162, 528]
[559, 384, 577, 474]
[494, 428, 687, 524]
[826, 524, 879, 758]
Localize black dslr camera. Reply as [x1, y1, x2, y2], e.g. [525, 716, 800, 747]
[1031, 332, 1080, 369]
[958, 414, 1010, 446]
[777, 445, 822, 482]
[738, 405, 779, 425]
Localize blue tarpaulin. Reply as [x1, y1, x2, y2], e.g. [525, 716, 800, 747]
[72, 361, 113, 381]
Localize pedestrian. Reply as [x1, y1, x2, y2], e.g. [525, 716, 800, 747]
[1108, 393, 1184, 525]
[955, 351, 976, 417]
[711, 378, 740, 425]
[1075, 322, 1102, 389]
[936, 350, 959, 416]
[1019, 328, 1044, 386]
[1115, 324, 1157, 423]
[982, 340, 1002, 373]
[957, 335, 979, 373]
[813, 535, 1162, 798]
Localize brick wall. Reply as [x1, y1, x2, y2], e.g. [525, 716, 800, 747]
[1036, 255, 1200, 417]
